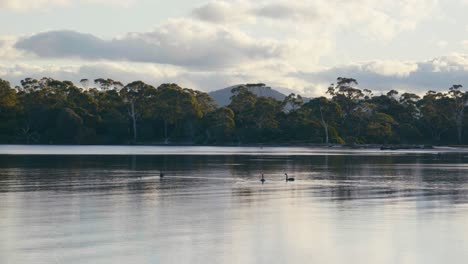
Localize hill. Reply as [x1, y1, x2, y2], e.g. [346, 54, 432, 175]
[208, 84, 288, 106]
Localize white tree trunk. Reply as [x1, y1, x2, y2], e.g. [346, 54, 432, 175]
[128, 101, 137, 144]
[319, 106, 329, 145]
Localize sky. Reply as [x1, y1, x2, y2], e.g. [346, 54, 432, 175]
[1, 0, 468, 96]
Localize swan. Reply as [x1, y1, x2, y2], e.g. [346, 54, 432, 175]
[285, 173, 295, 182]
[260, 174, 266, 183]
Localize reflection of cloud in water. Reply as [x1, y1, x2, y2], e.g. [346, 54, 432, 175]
[1, 151, 468, 263]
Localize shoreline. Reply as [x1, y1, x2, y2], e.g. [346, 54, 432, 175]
[1, 143, 468, 149]
[1, 144, 468, 156]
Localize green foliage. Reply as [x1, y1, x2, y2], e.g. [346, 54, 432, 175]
[55, 108, 84, 144]
[0, 76, 467, 145]
[153, 84, 203, 142]
[365, 113, 398, 143]
[228, 86, 283, 143]
[0, 79, 17, 110]
[203, 107, 235, 143]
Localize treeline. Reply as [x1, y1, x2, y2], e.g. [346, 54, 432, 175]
[0, 77, 467, 145]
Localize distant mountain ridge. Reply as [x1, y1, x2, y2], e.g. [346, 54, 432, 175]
[208, 84, 288, 106]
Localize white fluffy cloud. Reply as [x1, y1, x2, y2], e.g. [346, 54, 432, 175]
[193, 0, 439, 40]
[189, 0, 441, 72]
[4, 0, 443, 79]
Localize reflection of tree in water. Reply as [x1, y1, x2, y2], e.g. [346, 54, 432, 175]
[1, 154, 468, 205]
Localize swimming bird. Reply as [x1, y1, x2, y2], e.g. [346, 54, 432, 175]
[285, 173, 295, 182]
[260, 174, 266, 184]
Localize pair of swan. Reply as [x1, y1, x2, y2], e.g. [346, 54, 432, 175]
[159, 171, 294, 183]
[260, 173, 295, 183]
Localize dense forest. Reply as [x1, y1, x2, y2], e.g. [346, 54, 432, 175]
[0, 77, 467, 145]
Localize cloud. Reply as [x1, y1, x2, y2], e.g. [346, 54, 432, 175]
[2, 54, 468, 98]
[0, 63, 187, 89]
[0, 62, 272, 92]
[192, 0, 439, 40]
[14, 19, 289, 69]
[295, 54, 468, 96]
[362, 61, 418, 77]
[5, 0, 442, 85]
[253, 2, 330, 22]
[0, 60, 314, 96]
[461, 40, 468, 50]
[0, 36, 25, 60]
[0, 0, 135, 10]
[0, 0, 67, 10]
[437, 40, 448, 48]
[0, 0, 459, 97]
[192, 1, 252, 24]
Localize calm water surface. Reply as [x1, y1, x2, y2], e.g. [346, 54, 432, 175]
[1, 146, 468, 264]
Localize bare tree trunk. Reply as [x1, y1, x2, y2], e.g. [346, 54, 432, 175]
[319, 106, 329, 145]
[128, 102, 137, 144]
[324, 124, 329, 145]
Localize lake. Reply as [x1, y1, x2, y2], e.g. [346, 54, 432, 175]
[1, 145, 468, 264]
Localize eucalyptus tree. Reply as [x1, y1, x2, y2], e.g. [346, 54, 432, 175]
[228, 85, 285, 142]
[419, 91, 452, 143]
[283, 93, 304, 112]
[303, 97, 342, 144]
[229, 86, 257, 137]
[185, 89, 217, 116]
[0, 79, 16, 112]
[154, 83, 202, 143]
[367, 91, 420, 143]
[365, 112, 398, 143]
[386, 89, 399, 99]
[14, 78, 88, 143]
[94, 78, 124, 91]
[399, 92, 421, 122]
[326, 77, 370, 142]
[120, 81, 157, 143]
[351, 101, 377, 140]
[80, 79, 90, 90]
[203, 107, 235, 143]
[252, 97, 281, 130]
[0, 79, 18, 142]
[19, 77, 42, 92]
[327, 77, 364, 118]
[448, 85, 467, 144]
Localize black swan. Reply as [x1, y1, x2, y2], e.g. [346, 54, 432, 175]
[285, 173, 295, 182]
